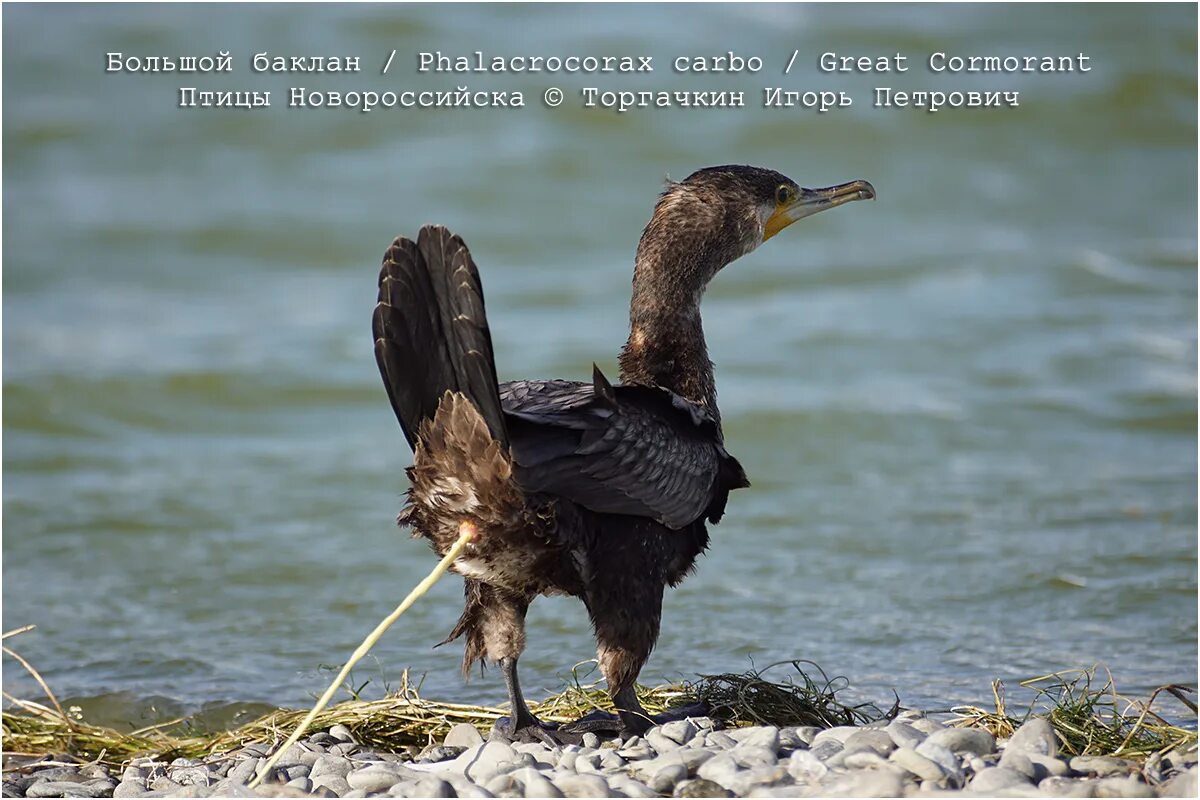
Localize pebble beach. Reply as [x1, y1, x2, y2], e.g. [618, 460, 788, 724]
[5, 712, 1196, 798]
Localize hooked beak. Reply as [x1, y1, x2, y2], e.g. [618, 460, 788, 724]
[764, 179, 876, 240]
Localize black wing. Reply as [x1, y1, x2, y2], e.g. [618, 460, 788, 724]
[500, 367, 749, 530]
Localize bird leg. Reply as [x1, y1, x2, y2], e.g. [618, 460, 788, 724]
[493, 656, 562, 745]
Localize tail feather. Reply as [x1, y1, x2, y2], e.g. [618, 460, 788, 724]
[373, 225, 507, 450]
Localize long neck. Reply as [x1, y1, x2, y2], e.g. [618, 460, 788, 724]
[617, 253, 719, 421]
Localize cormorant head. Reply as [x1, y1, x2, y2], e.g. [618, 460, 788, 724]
[637, 165, 875, 292]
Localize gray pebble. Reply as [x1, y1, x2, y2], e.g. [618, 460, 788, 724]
[420, 746, 466, 764]
[553, 772, 610, 797]
[328, 743, 359, 757]
[787, 749, 828, 780]
[810, 726, 859, 746]
[483, 773, 517, 796]
[1000, 750, 1039, 780]
[915, 739, 964, 785]
[651, 763, 690, 793]
[776, 728, 809, 750]
[580, 733, 600, 750]
[172, 767, 212, 787]
[309, 755, 352, 780]
[617, 743, 655, 761]
[843, 728, 896, 756]
[910, 717, 947, 735]
[342, 790, 369, 799]
[704, 732, 738, 750]
[885, 720, 926, 750]
[284, 777, 311, 793]
[925, 727, 996, 756]
[445, 723, 485, 750]
[730, 745, 776, 770]
[696, 753, 742, 790]
[890, 746, 946, 782]
[660, 720, 699, 745]
[26, 782, 109, 798]
[808, 739, 843, 762]
[1005, 717, 1059, 757]
[842, 750, 889, 769]
[1039, 776, 1100, 797]
[971, 766, 1033, 792]
[1028, 753, 1071, 779]
[148, 777, 184, 794]
[416, 777, 458, 798]
[646, 728, 682, 754]
[672, 778, 730, 798]
[821, 769, 906, 797]
[1071, 756, 1138, 777]
[224, 759, 259, 786]
[1156, 766, 1197, 798]
[328, 724, 357, 744]
[27, 768, 85, 784]
[728, 726, 780, 752]
[1094, 776, 1153, 797]
[607, 775, 657, 798]
[310, 774, 351, 796]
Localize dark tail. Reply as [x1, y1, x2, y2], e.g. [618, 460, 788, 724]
[373, 225, 507, 451]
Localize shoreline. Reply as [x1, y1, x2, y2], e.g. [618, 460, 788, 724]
[4, 710, 1197, 798]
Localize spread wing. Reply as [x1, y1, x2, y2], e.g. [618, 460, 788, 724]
[499, 367, 749, 530]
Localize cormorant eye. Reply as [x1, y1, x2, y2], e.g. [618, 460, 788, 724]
[776, 185, 793, 205]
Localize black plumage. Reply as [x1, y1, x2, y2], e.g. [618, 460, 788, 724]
[372, 166, 875, 738]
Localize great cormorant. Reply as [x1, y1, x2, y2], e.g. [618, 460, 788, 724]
[372, 165, 875, 741]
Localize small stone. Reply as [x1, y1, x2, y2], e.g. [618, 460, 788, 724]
[842, 750, 889, 769]
[513, 769, 560, 799]
[328, 743, 358, 757]
[208, 777, 258, 797]
[617, 743, 655, 761]
[607, 776, 656, 798]
[843, 728, 896, 756]
[419, 746, 466, 764]
[925, 727, 996, 756]
[483, 773, 517, 796]
[728, 726, 780, 752]
[822, 769, 906, 797]
[1028, 753, 1071, 779]
[149, 777, 184, 794]
[310, 774, 351, 796]
[580, 733, 600, 750]
[890, 746, 945, 782]
[1000, 750, 1038, 780]
[349, 766, 412, 793]
[553, 773, 610, 797]
[787, 749, 828, 780]
[704, 732, 738, 750]
[1094, 776, 1153, 797]
[285, 777, 311, 793]
[309, 755, 352, 780]
[112, 781, 147, 798]
[910, 717, 947, 735]
[673, 778, 730, 798]
[599, 751, 625, 770]
[776, 728, 808, 750]
[445, 723, 485, 750]
[651, 763, 689, 793]
[1039, 776, 1099, 797]
[1157, 767, 1197, 798]
[915, 739, 964, 785]
[791, 727, 821, 746]
[885, 720, 926, 750]
[225, 759, 260, 786]
[28, 768, 86, 783]
[696, 753, 742, 791]
[808, 740, 843, 762]
[810, 726, 859, 746]
[328, 724, 357, 744]
[660, 720, 698, 745]
[970, 766, 1033, 792]
[1071, 756, 1138, 777]
[172, 767, 212, 787]
[1005, 717, 1059, 757]
[730, 745, 776, 770]
[647, 728, 682, 754]
[26, 782, 109, 798]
